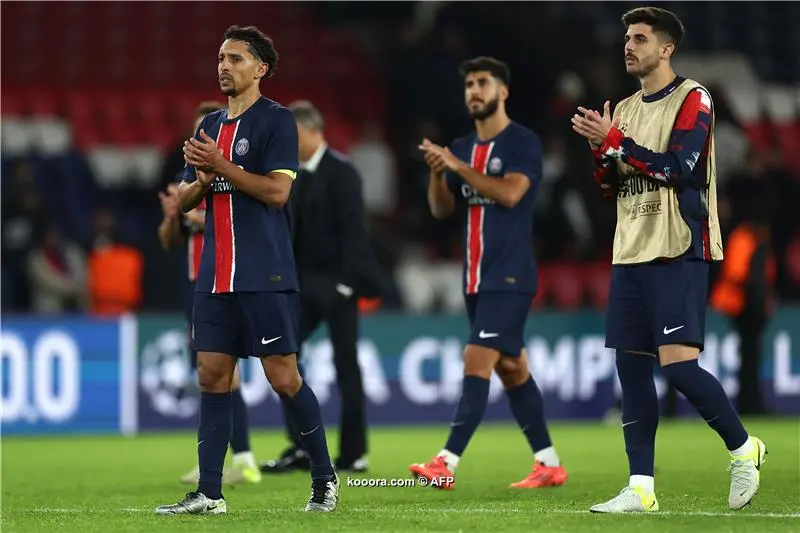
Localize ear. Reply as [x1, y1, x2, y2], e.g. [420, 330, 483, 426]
[256, 62, 268, 80]
[662, 42, 675, 60]
[500, 84, 509, 100]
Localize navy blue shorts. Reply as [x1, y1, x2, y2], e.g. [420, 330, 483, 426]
[192, 291, 300, 358]
[465, 292, 532, 357]
[605, 259, 709, 355]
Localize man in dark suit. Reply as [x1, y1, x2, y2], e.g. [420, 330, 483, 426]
[260, 100, 383, 474]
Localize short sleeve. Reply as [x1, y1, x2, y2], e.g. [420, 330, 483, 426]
[261, 106, 299, 180]
[179, 114, 212, 184]
[505, 131, 543, 187]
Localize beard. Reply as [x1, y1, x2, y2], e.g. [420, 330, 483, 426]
[221, 84, 237, 96]
[467, 97, 499, 120]
[626, 52, 660, 77]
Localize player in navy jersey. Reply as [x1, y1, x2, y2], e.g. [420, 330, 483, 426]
[409, 57, 567, 490]
[157, 101, 263, 488]
[572, 7, 765, 513]
[155, 25, 338, 516]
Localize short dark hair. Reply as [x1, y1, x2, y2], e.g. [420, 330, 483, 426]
[458, 56, 510, 87]
[222, 25, 279, 78]
[195, 101, 225, 119]
[621, 7, 685, 49]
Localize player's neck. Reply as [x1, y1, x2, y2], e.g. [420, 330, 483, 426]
[639, 65, 676, 96]
[227, 89, 261, 120]
[474, 111, 511, 142]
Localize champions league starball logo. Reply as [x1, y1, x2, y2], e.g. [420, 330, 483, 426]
[140, 330, 199, 419]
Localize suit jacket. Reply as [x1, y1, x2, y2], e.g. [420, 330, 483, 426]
[290, 147, 384, 299]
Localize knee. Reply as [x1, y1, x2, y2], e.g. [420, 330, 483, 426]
[197, 356, 234, 393]
[269, 370, 301, 397]
[264, 360, 302, 397]
[463, 345, 499, 379]
[495, 356, 529, 389]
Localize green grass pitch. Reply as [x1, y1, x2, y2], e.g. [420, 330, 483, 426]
[2, 418, 799, 532]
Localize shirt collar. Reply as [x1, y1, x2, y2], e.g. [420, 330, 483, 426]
[642, 76, 686, 103]
[301, 142, 327, 173]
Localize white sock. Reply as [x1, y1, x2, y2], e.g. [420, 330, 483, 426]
[629, 475, 655, 493]
[233, 451, 257, 469]
[730, 436, 754, 457]
[534, 446, 560, 467]
[437, 449, 460, 472]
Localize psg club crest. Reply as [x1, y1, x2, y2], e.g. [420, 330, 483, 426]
[488, 157, 502, 174]
[235, 138, 249, 156]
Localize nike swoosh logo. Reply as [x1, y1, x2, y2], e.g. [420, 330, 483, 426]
[478, 330, 498, 339]
[300, 425, 319, 436]
[622, 420, 639, 428]
[663, 325, 685, 335]
[261, 336, 282, 345]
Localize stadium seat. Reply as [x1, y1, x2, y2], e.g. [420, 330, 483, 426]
[32, 119, 73, 157]
[533, 263, 555, 309]
[547, 262, 586, 310]
[584, 263, 612, 310]
[0, 118, 36, 158]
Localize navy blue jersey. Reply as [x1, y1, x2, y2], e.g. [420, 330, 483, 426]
[181, 96, 299, 293]
[445, 122, 542, 295]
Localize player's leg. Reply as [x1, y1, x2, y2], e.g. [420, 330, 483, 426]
[499, 351, 568, 488]
[409, 293, 500, 490]
[246, 291, 338, 512]
[179, 287, 204, 484]
[156, 293, 239, 515]
[591, 266, 660, 514]
[180, 316, 203, 484]
[261, 354, 338, 510]
[223, 364, 262, 484]
[260, 292, 322, 474]
[654, 260, 766, 510]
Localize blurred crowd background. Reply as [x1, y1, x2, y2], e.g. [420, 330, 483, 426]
[2, 1, 799, 317]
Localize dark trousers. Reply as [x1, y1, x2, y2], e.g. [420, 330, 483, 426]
[734, 310, 767, 415]
[283, 273, 367, 461]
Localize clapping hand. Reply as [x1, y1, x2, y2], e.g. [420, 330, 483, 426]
[419, 138, 460, 174]
[571, 100, 620, 148]
[184, 129, 225, 184]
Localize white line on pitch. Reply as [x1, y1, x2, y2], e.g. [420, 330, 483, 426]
[21, 507, 800, 518]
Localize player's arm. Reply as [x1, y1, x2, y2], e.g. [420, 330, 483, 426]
[452, 133, 542, 208]
[598, 88, 713, 188]
[452, 164, 530, 209]
[157, 213, 182, 251]
[427, 168, 455, 220]
[161, 206, 205, 250]
[177, 178, 210, 212]
[221, 107, 299, 207]
[184, 208, 205, 230]
[215, 164, 294, 208]
[157, 184, 184, 250]
[591, 147, 619, 200]
[178, 115, 214, 212]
